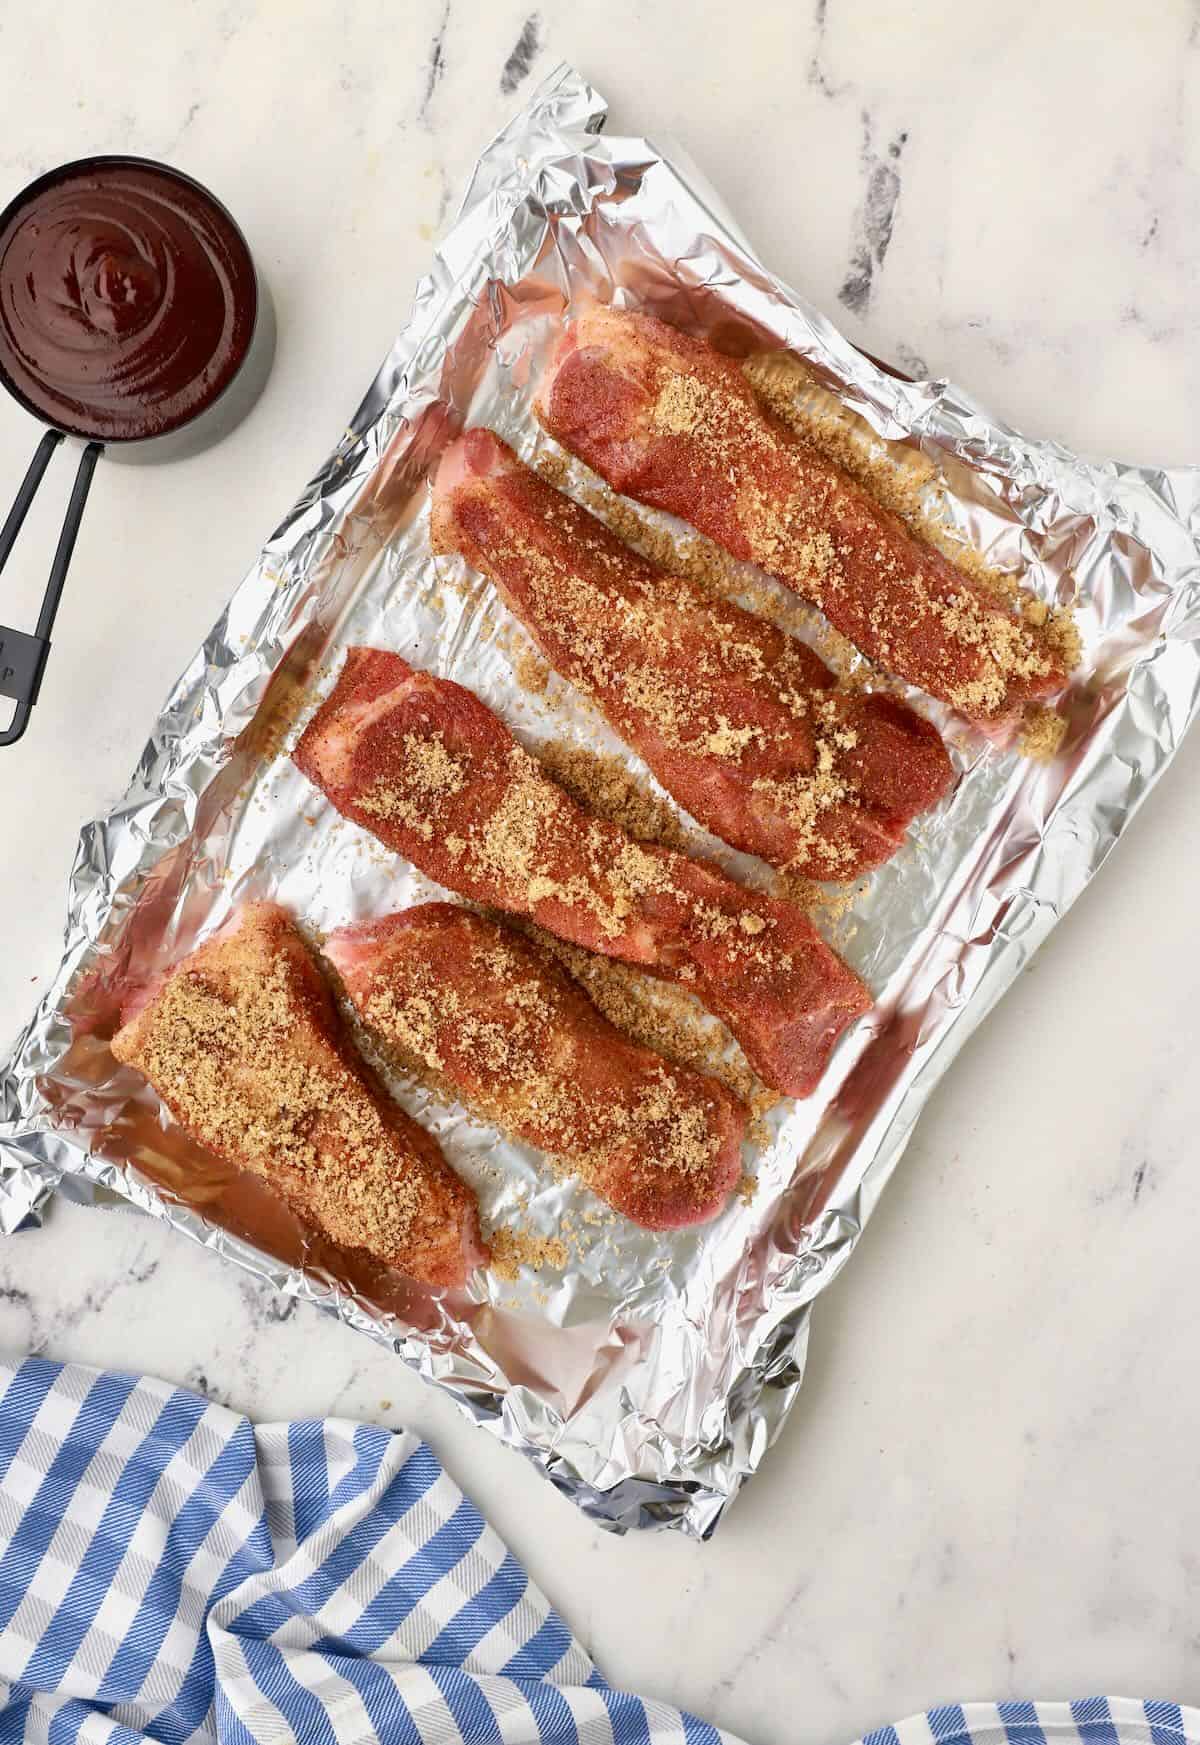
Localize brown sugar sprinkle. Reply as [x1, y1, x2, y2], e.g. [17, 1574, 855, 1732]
[457, 739, 791, 981]
[431, 550, 477, 604]
[489, 1226, 569, 1280]
[536, 447, 876, 690]
[360, 731, 465, 841]
[556, 1207, 608, 1261]
[743, 349, 1081, 694]
[1043, 606, 1083, 675]
[508, 476, 892, 865]
[362, 981, 451, 1076]
[752, 771, 857, 876]
[586, 483, 747, 603]
[513, 647, 551, 695]
[434, 740, 564, 891]
[124, 946, 422, 1258]
[537, 739, 692, 850]
[706, 719, 764, 758]
[745, 352, 942, 542]
[537, 444, 744, 601]
[488, 746, 805, 1019]
[533, 447, 570, 488]
[527, 922, 776, 1119]
[435, 743, 682, 943]
[347, 914, 738, 1225]
[780, 873, 864, 925]
[654, 372, 707, 436]
[632, 1079, 715, 1176]
[1018, 704, 1068, 762]
[402, 731, 465, 798]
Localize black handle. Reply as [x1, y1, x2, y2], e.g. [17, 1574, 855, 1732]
[0, 429, 103, 748]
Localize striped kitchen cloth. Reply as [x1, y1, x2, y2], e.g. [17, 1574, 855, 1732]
[0, 1357, 1194, 1745]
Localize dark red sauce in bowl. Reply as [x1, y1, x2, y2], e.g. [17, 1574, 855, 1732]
[0, 157, 258, 443]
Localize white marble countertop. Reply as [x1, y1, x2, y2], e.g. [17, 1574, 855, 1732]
[2, 5, 1199, 1742]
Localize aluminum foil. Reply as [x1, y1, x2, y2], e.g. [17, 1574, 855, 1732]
[3, 64, 1200, 1538]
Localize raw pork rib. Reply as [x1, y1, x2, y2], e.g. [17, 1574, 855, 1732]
[432, 427, 952, 880]
[326, 903, 746, 1229]
[536, 306, 1075, 724]
[293, 649, 871, 1097]
[111, 902, 486, 1287]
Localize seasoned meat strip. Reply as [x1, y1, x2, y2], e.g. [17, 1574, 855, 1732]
[294, 650, 871, 1097]
[432, 426, 952, 880]
[536, 305, 1075, 724]
[327, 903, 746, 1230]
[111, 902, 486, 1287]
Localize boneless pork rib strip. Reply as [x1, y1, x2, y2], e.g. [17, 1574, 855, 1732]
[432, 428, 952, 881]
[111, 902, 486, 1287]
[536, 306, 1076, 725]
[326, 903, 746, 1229]
[294, 650, 871, 1097]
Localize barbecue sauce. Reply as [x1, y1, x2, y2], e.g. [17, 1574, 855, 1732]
[0, 158, 256, 441]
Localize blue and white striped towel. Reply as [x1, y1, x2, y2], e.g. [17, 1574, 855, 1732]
[0, 1357, 1193, 1745]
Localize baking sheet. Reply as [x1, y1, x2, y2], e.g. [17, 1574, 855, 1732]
[3, 64, 1199, 1536]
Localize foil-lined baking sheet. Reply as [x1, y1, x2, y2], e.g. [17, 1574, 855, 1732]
[3, 65, 1199, 1537]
